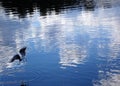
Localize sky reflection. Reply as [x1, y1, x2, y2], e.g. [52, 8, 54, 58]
[94, 56, 120, 86]
[0, 6, 120, 68]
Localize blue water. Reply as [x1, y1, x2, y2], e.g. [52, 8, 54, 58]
[0, 0, 120, 86]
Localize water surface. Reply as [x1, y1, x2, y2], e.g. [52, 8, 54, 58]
[0, 0, 120, 86]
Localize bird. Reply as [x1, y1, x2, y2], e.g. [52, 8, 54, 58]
[9, 47, 27, 63]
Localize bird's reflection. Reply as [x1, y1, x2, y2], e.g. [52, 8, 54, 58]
[20, 81, 28, 86]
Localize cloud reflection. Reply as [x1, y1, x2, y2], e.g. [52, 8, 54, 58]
[94, 59, 120, 86]
[0, 4, 120, 71]
[59, 44, 87, 67]
[95, 74, 120, 86]
[0, 46, 16, 72]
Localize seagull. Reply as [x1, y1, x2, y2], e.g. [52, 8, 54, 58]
[9, 47, 27, 63]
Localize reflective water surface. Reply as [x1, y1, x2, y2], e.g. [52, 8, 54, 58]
[0, 0, 120, 86]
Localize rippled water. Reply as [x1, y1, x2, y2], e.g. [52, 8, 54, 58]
[0, 0, 120, 86]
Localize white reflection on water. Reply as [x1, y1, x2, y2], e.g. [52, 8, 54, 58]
[59, 44, 87, 67]
[94, 70, 120, 86]
[94, 56, 120, 86]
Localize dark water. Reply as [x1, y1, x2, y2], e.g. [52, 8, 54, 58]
[0, 0, 120, 86]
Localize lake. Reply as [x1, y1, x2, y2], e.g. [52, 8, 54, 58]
[0, 0, 120, 86]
